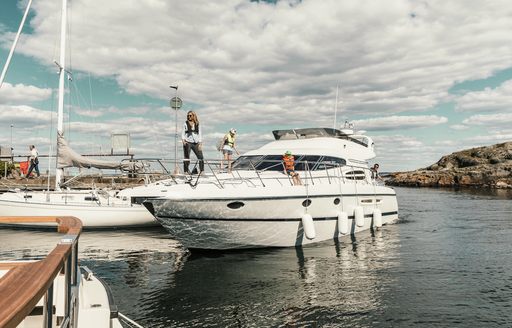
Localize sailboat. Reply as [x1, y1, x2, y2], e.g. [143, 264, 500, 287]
[0, 0, 156, 228]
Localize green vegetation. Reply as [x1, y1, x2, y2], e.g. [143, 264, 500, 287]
[0, 161, 15, 177]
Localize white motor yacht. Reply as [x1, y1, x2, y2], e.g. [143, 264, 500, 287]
[137, 127, 399, 249]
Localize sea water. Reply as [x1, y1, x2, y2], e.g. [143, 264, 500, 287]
[1, 187, 511, 327]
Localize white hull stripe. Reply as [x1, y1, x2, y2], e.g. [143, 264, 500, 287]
[156, 211, 398, 222]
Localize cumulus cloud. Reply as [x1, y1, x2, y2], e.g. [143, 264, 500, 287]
[353, 115, 447, 131]
[0, 104, 52, 125]
[455, 80, 512, 113]
[0, 83, 52, 104]
[2, 0, 512, 170]
[73, 108, 104, 118]
[466, 132, 512, 143]
[462, 113, 512, 127]
[10, 0, 512, 119]
[449, 124, 469, 130]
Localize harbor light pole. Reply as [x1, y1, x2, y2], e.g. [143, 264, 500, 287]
[10, 124, 13, 162]
[169, 85, 182, 174]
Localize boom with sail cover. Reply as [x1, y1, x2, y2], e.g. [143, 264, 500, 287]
[57, 133, 141, 171]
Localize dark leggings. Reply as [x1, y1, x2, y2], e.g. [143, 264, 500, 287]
[27, 160, 40, 177]
[183, 142, 204, 173]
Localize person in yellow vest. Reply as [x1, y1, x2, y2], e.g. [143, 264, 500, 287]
[282, 150, 302, 185]
[221, 128, 240, 173]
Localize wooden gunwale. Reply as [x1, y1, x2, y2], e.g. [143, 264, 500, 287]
[0, 216, 82, 328]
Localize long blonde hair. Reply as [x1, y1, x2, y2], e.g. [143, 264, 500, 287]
[186, 111, 199, 125]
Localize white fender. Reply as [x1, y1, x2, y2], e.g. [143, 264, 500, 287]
[337, 212, 349, 235]
[354, 206, 365, 227]
[373, 208, 382, 228]
[301, 214, 316, 239]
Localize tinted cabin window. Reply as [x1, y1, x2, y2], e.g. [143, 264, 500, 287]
[294, 155, 322, 171]
[242, 154, 346, 172]
[255, 155, 284, 171]
[321, 156, 346, 169]
[345, 170, 366, 180]
[232, 155, 264, 170]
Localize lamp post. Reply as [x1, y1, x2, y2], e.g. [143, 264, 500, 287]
[10, 124, 13, 163]
[169, 85, 182, 174]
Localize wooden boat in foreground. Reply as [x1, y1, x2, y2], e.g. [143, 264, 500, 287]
[0, 216, 142, 328]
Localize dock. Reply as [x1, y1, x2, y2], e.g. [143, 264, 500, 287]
[0, 175, 153, 193]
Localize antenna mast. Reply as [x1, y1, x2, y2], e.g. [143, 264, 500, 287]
[333, 85, 339, 131]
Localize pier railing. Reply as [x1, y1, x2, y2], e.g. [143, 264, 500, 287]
[0, 216, 81, 328]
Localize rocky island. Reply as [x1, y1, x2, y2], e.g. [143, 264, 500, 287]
[387, 141, 512, 189]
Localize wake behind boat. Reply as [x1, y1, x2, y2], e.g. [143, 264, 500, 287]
[139, 127, 399, 249]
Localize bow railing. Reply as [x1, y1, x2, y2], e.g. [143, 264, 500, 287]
[0, 216, 81, 328]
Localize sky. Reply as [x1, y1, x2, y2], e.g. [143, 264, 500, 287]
[0, 0, 511, 172]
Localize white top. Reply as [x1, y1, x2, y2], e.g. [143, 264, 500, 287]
[181, 122, 202, 143]
[30, 148, 38, 160]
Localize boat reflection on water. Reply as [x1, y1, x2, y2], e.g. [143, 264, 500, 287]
[0, 223, 401, 327]
[129, 225, 401, 327]
[0, 227, 188, 286]
[281, 229, 399, 327]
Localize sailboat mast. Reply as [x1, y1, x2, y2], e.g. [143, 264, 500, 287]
[0, 0, 33, 88]
[55, 0, 67, 190]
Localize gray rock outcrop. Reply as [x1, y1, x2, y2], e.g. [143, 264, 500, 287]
[387, 141, 512, 189]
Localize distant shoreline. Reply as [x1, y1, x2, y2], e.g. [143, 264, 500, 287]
[386, 141, 512, 189]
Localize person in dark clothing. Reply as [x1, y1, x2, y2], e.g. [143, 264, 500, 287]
[370, 163, 382, 181]
[181, 111, 204, 174]
[26, 145, 40, 178]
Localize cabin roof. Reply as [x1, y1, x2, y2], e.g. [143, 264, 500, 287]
[272, 128, 349, 140]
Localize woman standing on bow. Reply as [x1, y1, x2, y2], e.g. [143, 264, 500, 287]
[181, 111, 204, 174]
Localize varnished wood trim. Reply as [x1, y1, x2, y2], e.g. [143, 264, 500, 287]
[0, 262, 30, 270]
[0, 216, 82, 328]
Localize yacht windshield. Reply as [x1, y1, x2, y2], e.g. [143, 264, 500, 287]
[232, 155, 264, 169]
[255, 155, 284, 171]
[232, 155, 346, 172]
[272, 128, 339, 140]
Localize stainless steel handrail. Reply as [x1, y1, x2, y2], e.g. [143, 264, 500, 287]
[169, 158, 377, 188]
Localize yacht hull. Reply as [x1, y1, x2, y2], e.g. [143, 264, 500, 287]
[147, 185, 398, 249]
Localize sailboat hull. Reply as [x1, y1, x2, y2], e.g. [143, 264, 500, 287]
[0, 191, 157, 228]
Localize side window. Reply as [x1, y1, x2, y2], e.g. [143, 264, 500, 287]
[345, 170, 366, 180]
[232, 155, 264, 169]
[320, 156, 346, 169]
[295, 155, 322, 171]
[255, 155, 285, 171]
